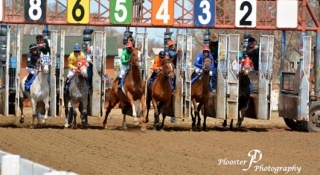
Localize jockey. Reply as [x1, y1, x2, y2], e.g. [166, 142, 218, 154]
[25, 44, 41, 85]
[117, 41, 133, 89]
[167, 39, 181, 68]
[81, 42, 93, 90]
[64, 44, 86, 92]
[245, 37, 259, 71]
[148, 51, 167, 87]
[36, 35, 50, 64]
[193, 44, 216, 91]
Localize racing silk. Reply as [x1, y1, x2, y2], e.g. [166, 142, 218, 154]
[38, 39, 50, 55]
[193, 52, 215, 70]
[152, 56, 167, 71]
[27, 52, 41, 69]
[168, 49, 178, 67]
[120, 49, 132, 66]
[68, 52, 86, 70]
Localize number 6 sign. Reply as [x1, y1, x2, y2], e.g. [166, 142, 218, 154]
[152, 0, 174, 26]
[235, 0, 256, 28]
[67, 0, 90, 24]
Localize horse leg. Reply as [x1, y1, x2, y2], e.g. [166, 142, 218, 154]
[236, 110, 244, 128]
[102, 91, 119, 128]
[196, 103, 203, 131]
[145, 91, 152, 124]
[82, 100, 88, 127]
[191, 99, 197, 130]
[42, 96, 50, 125]
[159, 102, 171, 130]
[19, 97, 25, 124]
[30, 99, 37, 129]
[202, 103, 208, 131]
[72, 103, 77, 129]
[140, 93, 147, 131]
[222, 119, 227, 127]
[151, 98, 160, 130]
[63, 92, 69, 126]
[126, 92, 139, 125]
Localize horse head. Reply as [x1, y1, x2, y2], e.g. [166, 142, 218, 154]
[241, 55, 253, 75]
[203, 58, 212, 73]
[36, 58, 49, 74]
[130, 46, 142, 66]
[161, 58, 175, 79]
[76, 58, 89, 78]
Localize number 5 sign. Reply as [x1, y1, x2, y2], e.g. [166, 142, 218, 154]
[152, 0, 174, 26]
[67, 0, 90, 24]
[235, 0, 256, 28]
[110, 0, 132, 25]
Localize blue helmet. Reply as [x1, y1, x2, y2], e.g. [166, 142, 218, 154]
[237, 52, 243, 59]
[74, 44, 81, 51]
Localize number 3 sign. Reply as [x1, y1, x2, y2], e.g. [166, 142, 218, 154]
[235, 0, 256, 28]
[24, 0, 46, 23]
[67, 0, 90, 24]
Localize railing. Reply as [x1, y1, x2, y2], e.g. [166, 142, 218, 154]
[0, 150, 79, 175]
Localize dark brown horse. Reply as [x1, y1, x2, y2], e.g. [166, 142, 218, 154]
[223, 55, 252, 129]
[146, 58, 175, 130]
[191, 58, 212, 131]
[102, 46, 147, 131]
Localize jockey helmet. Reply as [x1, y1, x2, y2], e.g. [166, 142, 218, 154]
[29, 43, 38, 50]
[167, 40, 174, 46]
[36, 35, 43, 39]
[159, 51, 166, 58]
[126, 41, 133, 48]
[203, 45, 210, 51]
[238, 52, 243, 59]
[248, 37, 256, 45]
[74, 44, 81, 51]
[81, 43, 88, 50]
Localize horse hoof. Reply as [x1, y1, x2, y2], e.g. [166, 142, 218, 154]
[141, 127, 147, 132]
[30, 125, 34, 129]
[20, 118, 24, 124]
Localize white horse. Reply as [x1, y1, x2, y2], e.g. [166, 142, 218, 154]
[19, 58, 50, 129]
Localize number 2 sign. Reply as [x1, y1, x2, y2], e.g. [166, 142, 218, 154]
[152, 0, 174, 26]
[67, 0, 90, 24]
[235, 0, 256, 28]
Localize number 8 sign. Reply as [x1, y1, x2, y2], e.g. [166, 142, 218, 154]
[235, 0, 256, 28]
[24, 0, 46, 23]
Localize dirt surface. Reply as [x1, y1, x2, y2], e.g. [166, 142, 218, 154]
[0, 108, 319, 175]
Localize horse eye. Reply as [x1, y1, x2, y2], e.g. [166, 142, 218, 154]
[40, 60, 43, 63]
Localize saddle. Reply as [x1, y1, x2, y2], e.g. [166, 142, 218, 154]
[25, 74, 37, 92]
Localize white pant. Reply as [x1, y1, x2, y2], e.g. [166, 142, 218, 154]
[26, 67, 37, 74]
[119, 64, 130, 78]
[194, 68, 213, 76]
[67, 69, 75, 79]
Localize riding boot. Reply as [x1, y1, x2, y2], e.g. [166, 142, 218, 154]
[64, 78, 70, 92]
[117, 78, 122, 89]
[25, 73, 33, 85]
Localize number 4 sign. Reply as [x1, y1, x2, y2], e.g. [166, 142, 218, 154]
[235, 0, 256, 28]
[152, 0, 174, 26]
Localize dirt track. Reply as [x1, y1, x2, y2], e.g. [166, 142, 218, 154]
[0, 108, 319, 175]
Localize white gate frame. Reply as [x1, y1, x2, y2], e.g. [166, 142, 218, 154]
[135, 32, 149, 81]
[91, 31, 106, 117]
[14, 28, 21, 117]
[257, 35, 274, 120]
[4, 28, 10, 116]
[299, 36, 311, 121]
[59, 30, 65, 116]
[50, 30, 58, 117]
[184, 34, 193, 119]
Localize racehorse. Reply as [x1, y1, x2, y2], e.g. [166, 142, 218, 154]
[191, 58, 212, 131]
[102, 46, 148, 131]
[19, 58, 50, 129]
[63, 58, 89, 128]
[146, 58, 175, 130]
[223, 55, 252, 129]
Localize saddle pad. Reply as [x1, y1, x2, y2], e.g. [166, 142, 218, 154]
[191, 73, 201, 85]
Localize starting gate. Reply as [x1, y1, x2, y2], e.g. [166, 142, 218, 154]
[90, 31, 106, 117]
[135, 32, 149, 81]
[50, 30, 58, 117]
[244, 35, 274, 120]
[58, 30, 65, 116]
[184, 34, 193, 119]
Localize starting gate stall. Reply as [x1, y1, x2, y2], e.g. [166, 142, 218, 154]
[49, 30, 58, 117]
[183, 33, 193, 119]
[243, 35, 274, 120]
[205, 34, 240, 120]
[58, 30, 65, 116]
[135, 32, 149, 81]
[279, 35, 315, 131]
[90, 31, 106, 117]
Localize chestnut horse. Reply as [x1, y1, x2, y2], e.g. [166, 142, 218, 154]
[103, 46, 147, 131]
[146, 58, 175, 130]
[191, 58, 212, 131]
